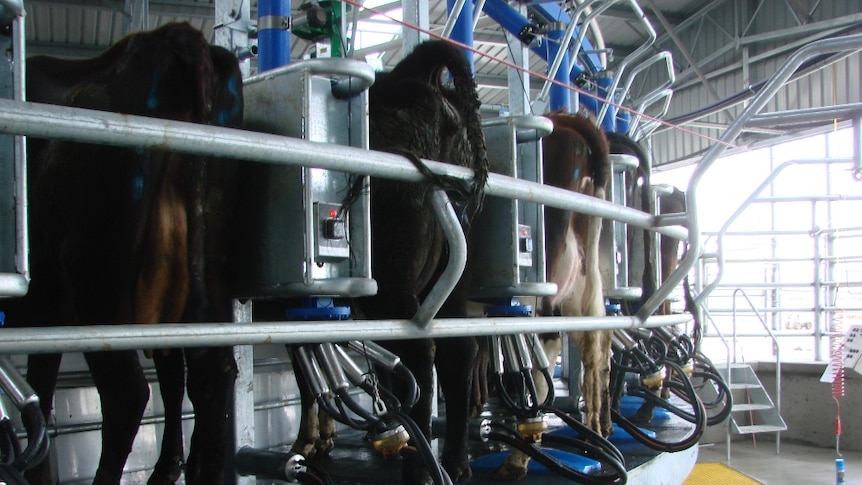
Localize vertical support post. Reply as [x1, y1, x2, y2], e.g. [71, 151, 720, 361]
[123, 0, 149, 33]
[546, 23, 571, 113]
[233, 300, 255, 485]
[505, 2, 530, 115]
[446, 0, 475, 72]
[215, 0, 253, 78]
[258, 0, 292, 72]
[853, 117, 862, 180]
[812, 203, 823, 362]
[402, 0, 429, 54]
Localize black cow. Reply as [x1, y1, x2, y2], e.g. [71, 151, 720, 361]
[5, 22, 242, 485]
[291, 40, 489, 485]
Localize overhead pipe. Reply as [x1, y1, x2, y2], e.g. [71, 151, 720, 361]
[544, 23, 572, 113]
[630, 88, 674, 141]
[596, 0, 657, 128]
[446, 0, 475, 72]
[637, 34, 862, 322]
[477, 0, 538, 46]
[257, 0, 291, 71]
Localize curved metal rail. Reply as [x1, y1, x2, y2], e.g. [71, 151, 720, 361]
[637, 33, 862, 323]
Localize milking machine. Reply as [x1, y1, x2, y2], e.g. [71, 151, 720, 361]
[604, 177, 729, 451]
[466, 115, 627, 484]
[231, 36, 455, 480]
[0, 352, 50, 484]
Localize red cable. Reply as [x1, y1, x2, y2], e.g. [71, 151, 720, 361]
[341, 0, 741, 149]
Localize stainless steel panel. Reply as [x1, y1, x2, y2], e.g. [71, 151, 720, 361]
[470, 116, 556, 299]
[236, 60, 375, 299]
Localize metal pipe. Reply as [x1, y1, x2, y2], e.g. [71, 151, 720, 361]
[630, 88, 673, 141]
[243, 57, 376, 99]
[446, 0, 475, 71]
[13, 13, 29, 290]
[0, 355, 37, 408]
[257, 0, 291, 72]
[854, 116, 862, 180]
[0, 314, 692, 355]
[746, 103, 862, 128]
[411, 190, 467, 328]
[596, 0, 657, 126]
[642, 32, 862, 323]
[0, 98, 689, 241]
[442, 0, 469, 38]
[346, 340, 401, 372]
[545, 22, 573, 113]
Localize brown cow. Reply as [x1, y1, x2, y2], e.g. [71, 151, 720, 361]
[492, 112, 611, 480]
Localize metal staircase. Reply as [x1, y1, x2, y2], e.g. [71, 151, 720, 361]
[717, 363, 787, 437]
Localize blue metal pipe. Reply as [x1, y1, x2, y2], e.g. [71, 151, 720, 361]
[258, 0, 291, 71]
[546, 23, 570, 113]
[529, 1, 603, 73]
[479, 0, 538, 46]
[448, 0, 475, 72]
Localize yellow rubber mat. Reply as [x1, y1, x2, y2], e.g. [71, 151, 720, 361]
[683, 463, 763, 485]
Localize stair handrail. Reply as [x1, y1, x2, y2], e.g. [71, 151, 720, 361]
[732, 287, 782, 455]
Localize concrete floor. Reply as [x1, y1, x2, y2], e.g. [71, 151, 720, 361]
[696, 439, 861, 484]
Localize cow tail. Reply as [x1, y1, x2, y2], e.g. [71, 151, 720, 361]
[449, 57, 490, 225]
[397, 41, 490, 224]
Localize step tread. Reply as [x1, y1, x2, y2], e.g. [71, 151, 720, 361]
[734, 424, 787, 434]
[733, 403, 775, 411]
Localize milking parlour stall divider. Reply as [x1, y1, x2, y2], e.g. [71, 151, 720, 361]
[0, 0, 859, 483]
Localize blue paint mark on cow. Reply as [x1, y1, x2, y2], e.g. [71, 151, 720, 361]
[573, 167, 581, 181]
[147, 71, 161, 111]
[216, 76, 241, 126]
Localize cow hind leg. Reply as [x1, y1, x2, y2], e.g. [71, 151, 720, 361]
[183, 347, 237, 485]
[85, 350, 150, 485]
[148, 350, 186, 485]
[436, 336, 477, 484]
[24, 353, 62, 485]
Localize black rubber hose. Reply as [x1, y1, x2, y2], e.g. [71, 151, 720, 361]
[390, 411, 452, 485]
[0, 463, 28, 485]
[14, 402, 48, 471]
[297, 459, 336, 485]
[392, 363, 421, 413]
[540, 368, 556, 406]
[486, 427, 626, 485]
[541, 405, 625, 465]
[0, 419, 18, 465]
[336, 388, 383, 426]
[612, 361, 706, 453]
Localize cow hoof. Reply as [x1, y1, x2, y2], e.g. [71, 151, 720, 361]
[148, 456, 183, 485]
[490, 462, 528, 481]
[315, 436, 335, 456]
[446, 464, 473, 484]
[291, 441, 319, 459]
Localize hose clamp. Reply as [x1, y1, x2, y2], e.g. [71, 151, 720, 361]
[258, 15, 290, 31]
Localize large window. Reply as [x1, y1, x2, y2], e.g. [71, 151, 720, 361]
[653, 128, 862, 363]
